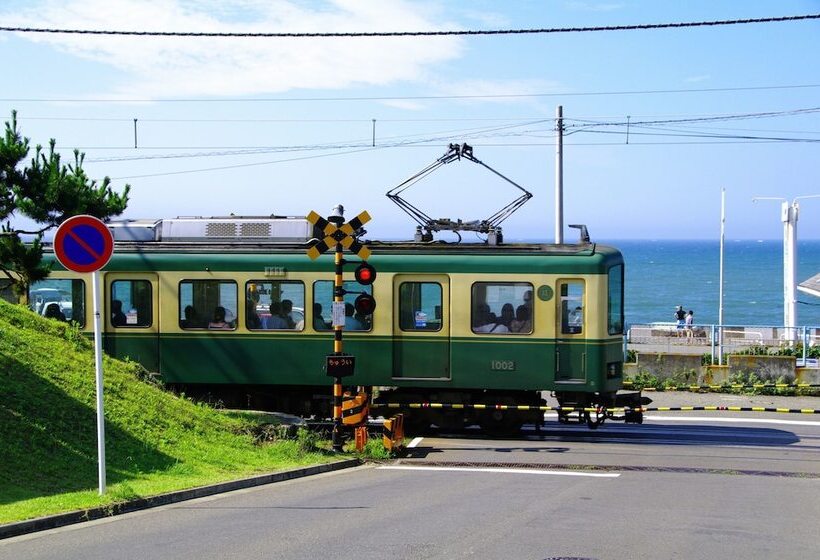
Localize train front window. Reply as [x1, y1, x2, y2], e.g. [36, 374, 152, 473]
[399, 282, 442, 331]
[313, 281, 372, 332]
[110, 280, 152, 327]
[29, 279, 85, 327]
[245, 281, 305, 331]
[179, 280, 237, 330]
[608, 264, 624, 335]
[471, 282, 533, 335]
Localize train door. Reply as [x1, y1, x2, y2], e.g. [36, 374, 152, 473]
[555, 280, 586, 383]
[392, 275, 450, 379]
[104, 273, 160, 371]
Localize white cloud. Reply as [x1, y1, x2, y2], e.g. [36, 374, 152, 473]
[2, 0, 464, 98]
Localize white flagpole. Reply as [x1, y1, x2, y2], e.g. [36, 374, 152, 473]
[718, 188, 725, 365]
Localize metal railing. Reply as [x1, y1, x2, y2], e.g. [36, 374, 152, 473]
[626, 323, 819, 366]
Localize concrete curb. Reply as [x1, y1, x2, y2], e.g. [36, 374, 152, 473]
[0, 458, 361, 540]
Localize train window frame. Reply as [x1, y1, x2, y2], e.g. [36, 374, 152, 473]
[398, 281, 443, 332]
[559, 281, 584, 335]
[110, 279, 153, 328]
[29, 279, 86, 327]
[470, 282, 533, 335]
[312, 280, 373, 332]
[178, 280, 238, 331]
[608, 264, 624, 335]
[245, 280, 305, 331]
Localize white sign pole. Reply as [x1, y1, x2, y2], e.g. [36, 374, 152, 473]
[91, 269, 106, 494]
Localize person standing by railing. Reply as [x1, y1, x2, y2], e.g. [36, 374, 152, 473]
[685, 310, 694, 343]
[675, 305, 686, 336]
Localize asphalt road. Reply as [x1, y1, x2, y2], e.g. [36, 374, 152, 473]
[3, 402, 819, 560]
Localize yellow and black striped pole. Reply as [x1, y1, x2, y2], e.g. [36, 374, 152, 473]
[330, 213, 345, 453]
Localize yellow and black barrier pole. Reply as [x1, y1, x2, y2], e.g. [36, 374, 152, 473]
[331, 217, 345, 453]
[306, 207, 374, 453]
[370, 402, 820, 414]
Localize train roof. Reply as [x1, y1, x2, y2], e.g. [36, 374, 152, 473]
[42, 216, 623, 274]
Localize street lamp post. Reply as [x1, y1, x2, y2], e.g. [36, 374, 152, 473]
[753, 195, 820, 340]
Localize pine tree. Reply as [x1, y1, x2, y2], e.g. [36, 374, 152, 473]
[0, 111, 130, 299]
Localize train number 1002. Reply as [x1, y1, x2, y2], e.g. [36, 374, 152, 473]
[490, 360, 516, 371]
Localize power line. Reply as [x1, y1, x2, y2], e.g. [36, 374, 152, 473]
[4, 84, 820, 104]
[2, 14, 819, 38]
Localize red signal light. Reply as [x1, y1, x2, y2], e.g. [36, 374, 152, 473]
[354, 262, 376, 285]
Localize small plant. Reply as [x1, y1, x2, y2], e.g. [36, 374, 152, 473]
[627, 371, 662, 390]
[356, 436, 393, 460]
[663, 369, 698, 390]
[295, 427, 321, 454]
[727, 371, 765, 395]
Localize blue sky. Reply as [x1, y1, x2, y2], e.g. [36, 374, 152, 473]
[1, 0, 819, 241]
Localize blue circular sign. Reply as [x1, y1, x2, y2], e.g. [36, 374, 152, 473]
[54, 215, 114, 273]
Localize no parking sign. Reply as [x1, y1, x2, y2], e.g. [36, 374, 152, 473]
[54, 215, 114, 273]
[54, 214, 114, 495]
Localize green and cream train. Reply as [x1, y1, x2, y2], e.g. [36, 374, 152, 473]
[33, 215, 642, 432]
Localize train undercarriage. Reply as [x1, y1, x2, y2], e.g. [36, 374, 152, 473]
[172, 383, 649, 435]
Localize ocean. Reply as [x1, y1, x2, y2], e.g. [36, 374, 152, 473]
[609, 239, 820, 327]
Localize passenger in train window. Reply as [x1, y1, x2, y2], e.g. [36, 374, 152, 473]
[510, 305, 532, 333]
[208, 306, 231, 329]
[473, 303, 509, 333]
[266, 302, 289, 329]
[500, 303, 515, 328]
[281, 299, 297, 329]
[111, 299, 127, 327]
[246, 299, 262, 330]
[344, 303, 364, 330]
[313, 303, 330, 331]
[44, 303, 66, 322]
[181, 305, 202, 328]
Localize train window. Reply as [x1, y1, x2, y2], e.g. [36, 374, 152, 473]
[608, 264, 624, 335]
[245, 281, 305, 331]
[399, 282, 442, 331]
[560, 282, 584, 335]
[313, 281, 372, 331]
[111, 280, 152, 327]
[179, 280, 237, 330]
[471, 282, 533, 334]
[29, 279, 85, 327]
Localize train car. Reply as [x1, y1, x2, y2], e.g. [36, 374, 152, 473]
[31, 215, 642, 433]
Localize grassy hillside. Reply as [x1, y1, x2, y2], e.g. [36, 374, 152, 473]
[0, 299, 334, 524]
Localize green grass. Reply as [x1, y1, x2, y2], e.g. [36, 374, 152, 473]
[0, 299, 339, 524]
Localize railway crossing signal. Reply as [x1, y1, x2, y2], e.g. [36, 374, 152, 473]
[305, 206, 374, 452]
[306, 210, 371, 260]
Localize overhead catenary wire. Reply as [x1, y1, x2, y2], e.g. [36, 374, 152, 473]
[2, 14, 819, 37]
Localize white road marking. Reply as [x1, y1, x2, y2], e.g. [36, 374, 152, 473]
[642, 415, 820, 427]
[377, 465, 619, 477]
[407, 437, 424, 448]
[542, 412, 820, 427]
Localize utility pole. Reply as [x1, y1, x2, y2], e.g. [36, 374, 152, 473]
[555, 105, 564, 244]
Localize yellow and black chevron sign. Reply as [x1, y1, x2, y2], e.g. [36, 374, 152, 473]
[306, 210, 371, 260]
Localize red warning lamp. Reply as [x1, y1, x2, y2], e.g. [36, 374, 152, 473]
[354, 262, 376, 285]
